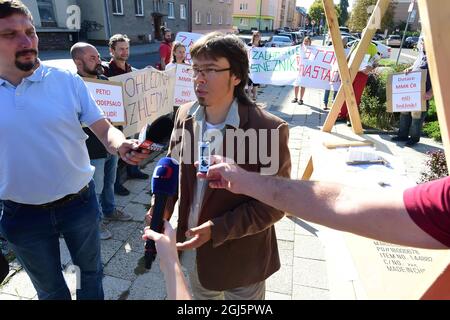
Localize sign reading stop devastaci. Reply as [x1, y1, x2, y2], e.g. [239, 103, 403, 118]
[83, 78, 126, 125]
[387, 70, 427, 113]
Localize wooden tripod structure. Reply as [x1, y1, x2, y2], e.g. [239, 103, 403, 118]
[302, 0, 450, 179]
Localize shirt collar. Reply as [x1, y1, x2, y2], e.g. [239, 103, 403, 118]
[187, 99, 240, 129]
[26, 62, 46, 82]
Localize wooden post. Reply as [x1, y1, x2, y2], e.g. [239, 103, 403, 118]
[322, 0, 390, 133]
[417, 0, 450, 170]
[322, 0, 362, 134]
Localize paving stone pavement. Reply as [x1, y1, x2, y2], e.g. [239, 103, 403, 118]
[0, 84, 443, 300]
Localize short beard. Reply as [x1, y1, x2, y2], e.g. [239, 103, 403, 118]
[15, 49, 38, 71]
[15, 59, 37, 72]
[84, 64, 103, 76]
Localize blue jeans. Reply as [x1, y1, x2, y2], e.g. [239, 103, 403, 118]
[91, 153, 118, 217]
[323, 90, 337, 105]
[0, 181, 104, 300]
[397, 111, 427, 142]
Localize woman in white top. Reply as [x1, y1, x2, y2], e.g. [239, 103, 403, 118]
[165, 42, 188, 70]
[292, 36, 312, 105]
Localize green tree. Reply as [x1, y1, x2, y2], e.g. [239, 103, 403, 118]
[308, 0, 325, 28]
[308, 0, 340, 30]
[348, 0, 395, 32]
[339, 0, 349, 26]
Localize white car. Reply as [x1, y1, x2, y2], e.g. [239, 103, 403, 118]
[386, 35, 402, 47]
[346, 40, 392, 59]
[265, 35, 294, 47]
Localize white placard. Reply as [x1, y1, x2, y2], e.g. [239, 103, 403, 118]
[83, 78, 125, 124]
[174, 64, 195, 106]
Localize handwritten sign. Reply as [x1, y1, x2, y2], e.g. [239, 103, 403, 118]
[175, 32, 203, 64]
[83, 78, 125, 125]
[249, 45, 347, 89]
[174, 64, 195, 106]
[110, 67, 176, 137]
[387, 70, 427, 113]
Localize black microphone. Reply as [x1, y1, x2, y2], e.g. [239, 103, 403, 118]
[138, 114, 174, 152]
[144, 157, 179, 269]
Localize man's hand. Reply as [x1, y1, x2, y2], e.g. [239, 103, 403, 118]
[196, 155, 247, 195]
[176, 221, 213, 251]
[362, 65, 373, 75]
[118, 139, 150, 165]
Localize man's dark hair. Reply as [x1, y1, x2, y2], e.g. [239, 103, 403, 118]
[190, 32, 253, 106]
[0, 0, 33, 20]
[109, 34, 130, 50]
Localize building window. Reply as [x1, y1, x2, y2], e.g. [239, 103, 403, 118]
[219, 14, 223, 25]
[153, 0, 161, 12]
[195, 10, 201, 24]
[207, 12, 212, 25]
[135, 0, 144, 16]
[240, 18, 248, 26]
[180, 4, 187, 20]
[240, 3, 248, 11]
[37, 0, 56, 24]
[168, 2, 175, 19]
[112, 0, 124, 15]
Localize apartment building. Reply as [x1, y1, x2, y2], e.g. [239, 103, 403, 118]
[191, 0, 234, 34]
[232, 0, 277, 32]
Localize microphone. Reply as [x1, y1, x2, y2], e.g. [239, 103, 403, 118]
[138, 114, 174, 152]
[144, 157, 179, 269]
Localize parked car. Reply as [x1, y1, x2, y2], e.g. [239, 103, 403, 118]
[327, 35, 359, 46]
[346, 39, 392, 59]
[386, 35, 402, 47]
[339, 26, 350, 34]
[265, 35, 293, 47]
[278, 33, 297, 45]
[373, 33, 385, 41]
[281, 32, 302, 45]
[404, 36, 420, 48]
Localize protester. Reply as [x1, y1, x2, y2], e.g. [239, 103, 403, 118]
[247, 31, 264, 102]
[103, 34, 150, 196]
[71, 42, 133, 240]
[165, 41, 187, 70]
[159, 26, 173, 71]
[0, 0, 149, 299]
[146, 32, 291, 300]
[391, 36, 433, 147]
[292, 36, 312, 105]
[322, 89, 337, 110]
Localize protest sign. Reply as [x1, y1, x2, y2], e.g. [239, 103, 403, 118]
[249, 45, 345, 89]
[83, 78, 125, 125]
[175, 32, 203, 64]
[386, 70, 426, 113]
[173, 64, 195, 106]
[110, 67, 176, 137]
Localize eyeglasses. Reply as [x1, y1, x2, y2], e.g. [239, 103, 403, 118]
[191, 67, 232, 78]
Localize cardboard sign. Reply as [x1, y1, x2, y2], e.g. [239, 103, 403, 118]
[174, 32, 203, 64]
[387, 70, 427, 113]
[83, 78, 125, 125]
[174, 64, 195, 106]
[110, 67, 176, 137]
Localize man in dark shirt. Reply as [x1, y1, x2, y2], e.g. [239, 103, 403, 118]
[103, 34, 149, 196]
[71, 42, 132, 240]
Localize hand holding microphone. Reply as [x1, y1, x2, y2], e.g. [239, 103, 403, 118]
[144, 157, 179, 270]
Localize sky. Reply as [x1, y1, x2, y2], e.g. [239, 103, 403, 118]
[296, 0, 355, 11]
